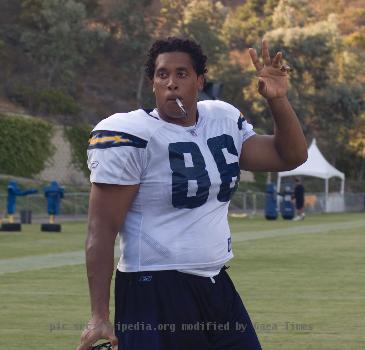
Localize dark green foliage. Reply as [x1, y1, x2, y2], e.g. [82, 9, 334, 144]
[64, 124, 92, 177]
[34, 89, 81, 115]
[224, 0, 280, 49]
[19, 0, 107, 87]
[0, 0, 365, 181]
[0, 114, 54, 177]
[7, 85, 80, 115]
[103, 0, 156, 106]
[213, 62, 252, 115]
[265, 24, 365, 166]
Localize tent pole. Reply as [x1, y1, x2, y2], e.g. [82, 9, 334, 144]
[340, 178, 345, 194]
[276, 175, 281, 209]
[325, 178, 329, 212]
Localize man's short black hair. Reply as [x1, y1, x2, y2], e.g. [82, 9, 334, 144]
[145, 37, 208, 80]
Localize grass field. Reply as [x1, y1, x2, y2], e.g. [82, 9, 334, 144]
[0, 213, 364, 349]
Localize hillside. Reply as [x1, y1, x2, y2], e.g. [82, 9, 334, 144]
[0, 0, 364, 181]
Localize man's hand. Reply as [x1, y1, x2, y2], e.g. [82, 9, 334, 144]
[77, 318, 118, 350]
[249, 39, 289, 100]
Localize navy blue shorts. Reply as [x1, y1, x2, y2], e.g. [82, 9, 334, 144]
[295, 199, 304, 210]
[114, 267, 262, 350]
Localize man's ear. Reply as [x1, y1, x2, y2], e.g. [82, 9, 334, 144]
[197, 75, 204, 91]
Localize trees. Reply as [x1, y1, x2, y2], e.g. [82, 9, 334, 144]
[101, 0, 157, 107]
[272, 0, 314, 28]
[0, 0, 364, 179]
[158, 0, 229, 68]
[158, 0, 253, 112]
[262, 12, 365, 172]
[20, 0, 107, 87]
[223, 0, 279, 49]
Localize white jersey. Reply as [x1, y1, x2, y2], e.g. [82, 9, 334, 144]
[87, 100, 255, 274]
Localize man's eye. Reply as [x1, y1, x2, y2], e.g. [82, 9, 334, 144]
[178, 71, 187, 78]
[158, 72, 168, 78]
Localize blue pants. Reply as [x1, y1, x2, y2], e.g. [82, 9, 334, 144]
[114, 267, 262, 349]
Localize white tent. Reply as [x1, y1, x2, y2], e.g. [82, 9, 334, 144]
[277, 139, 345, 212]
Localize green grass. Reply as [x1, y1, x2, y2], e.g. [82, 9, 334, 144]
[0, 222, 86, 258]
[230, 213, 365, 350]
[0, 213, 364, 349]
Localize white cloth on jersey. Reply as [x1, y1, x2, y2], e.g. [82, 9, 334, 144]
[145, 109, 224, 278]
[146, 109, 236, 278]
[87, 100, 255, 277]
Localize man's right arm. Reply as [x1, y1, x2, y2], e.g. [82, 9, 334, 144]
[77, 183, 139, 350]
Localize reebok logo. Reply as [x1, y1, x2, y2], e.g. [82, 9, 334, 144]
[138, 275, 152, 282]
[91, 161, 99, 169]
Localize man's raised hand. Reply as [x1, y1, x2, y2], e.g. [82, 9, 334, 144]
[248, 39, 290, 100]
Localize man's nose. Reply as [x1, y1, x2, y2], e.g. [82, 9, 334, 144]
[167, 76, 178, 90]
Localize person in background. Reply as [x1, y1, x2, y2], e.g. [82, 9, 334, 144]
[293, 177, 305, 220]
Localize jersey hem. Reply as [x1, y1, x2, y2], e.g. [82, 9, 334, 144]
[116, 253, 233, 272]
[90, 178, 140, 185]
[242, 130, 256, 143]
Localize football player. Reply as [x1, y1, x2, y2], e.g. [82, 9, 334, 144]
[77, 37, 307, 350]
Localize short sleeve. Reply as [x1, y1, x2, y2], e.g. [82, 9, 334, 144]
[199, 100, 256, 144]
[237, 112, 256, 143]
[87, 130, 147, 185]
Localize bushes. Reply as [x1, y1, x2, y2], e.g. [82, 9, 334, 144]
[33, 89, 81, 115]
[0, 114, 55, 177]
[64, 124, 92, 177]
[7, 85, 81, 116]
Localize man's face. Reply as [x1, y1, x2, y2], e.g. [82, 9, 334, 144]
[152, 51, 204, 120]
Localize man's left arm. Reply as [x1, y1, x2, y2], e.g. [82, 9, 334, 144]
[240, 39, 308, 172]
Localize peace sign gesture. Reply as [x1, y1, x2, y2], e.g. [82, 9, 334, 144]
[249, 39, 290, 100]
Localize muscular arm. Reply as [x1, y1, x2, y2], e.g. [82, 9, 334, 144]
[78, 183, 139, 350]
[87, 183, 139, 318]
[240, 96, 307, 172]
[240, 39, 307, 172]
